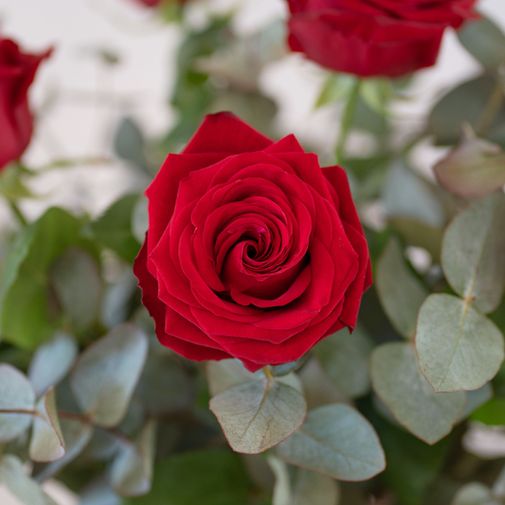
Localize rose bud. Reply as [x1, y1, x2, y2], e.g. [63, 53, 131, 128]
[0, 37, 51, 170]
[134, 113, 371, 372]
[286, 0, 478, 77]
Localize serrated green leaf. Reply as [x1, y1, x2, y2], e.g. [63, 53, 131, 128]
[0, 364, 35, 442]
[210, 372, 306, 454]
[315, 328, 372, 398]
[416, 294, 504, 392]
[277, 404, 385, 481]
[30, 389, 65, 462]
[71, 324, 148, 427]
[441, 194, 505, 314]
[28, 333, 78, 398]
[111, 421, 156, 497]
[0, 207, 96, 349]
[0, 455, 57, 505]
[371, 343, 465, 444]
[376, 238, 428, 339]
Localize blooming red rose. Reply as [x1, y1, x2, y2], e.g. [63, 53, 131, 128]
[0, 38, 51, 170]
[134, 113, 371, 371]
[286, 0, 478, 77]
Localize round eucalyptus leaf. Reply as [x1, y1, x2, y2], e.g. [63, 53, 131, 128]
[28, 333, 77, 397]
[441, 193, 505, 314]
[277, 404, 385, 481]
[30, 389, 65, 463]
[371, 343, 465, 444]
[0, 364, 36, 442]
[416, 294, 504, 392]
[71, 324, 148, 427]
[210, 373, 306, 454]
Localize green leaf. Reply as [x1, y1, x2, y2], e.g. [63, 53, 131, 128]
[376, 238, 428, 339]
[28, 333, 78, 397]
[125, 449, 251, 505]
[30, 389, 65, 462]
[0, 364, 35, 442]
[111, 421, 156, 497]
[92, 194, 141, 262]
[458, 16, 505, 69]
[460, 384, 493, 420]
[429, 75, 505, 146]
[441, 194, 505, 314]
[371, 343, 465, 444]
[416, 294, 504, 392]
[50, 247, 103, 332]
[0, 207, 96, 349]
[315, 328, 372, 398]
[114, 118, 149, 172]
[434, 131, 505, 199]
[277, 404, 385, 481]
[451, 482, 500, 505]
[471, 398, 505, 425]
[360, 79, 392, 116]
[206, 359, 256, 397]
[0, 164, 34, 200]
[71, 324, 148, 427]
[209, 371, 306, 454]
[0, 455, 58, 505]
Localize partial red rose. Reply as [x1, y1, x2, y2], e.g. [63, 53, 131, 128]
[286, 0, 478, 77]
[134, 112, 371, 372]
[0, 37, 51, 170]
[133, 0, 188, 7]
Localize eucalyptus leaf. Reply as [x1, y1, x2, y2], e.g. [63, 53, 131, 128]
[0, 455, 58, 505]
[210, 372, 306, 454]
[416, 294, 504, 392]
[30, 389, 65, 462]
[371, 343, 465, 444]
[28, 333, 78, 397]
[111, 421, 156, 497]
[71, 324, 148, 427]
[376, 238, 428, 339]
[33, 418, 93, 482]
[458, 16, 505, 69]
[429, 75, 505, 146]
[50, 247, 103, 331]
[292, 469, 340, 505]
[0, 364, 35, 442]
[441, 194, 505, 314]
[206, 359, 258, 397]
[315, 328, 372, 398]
[114, 118, 149, 172]
[277, 404, 385, 481]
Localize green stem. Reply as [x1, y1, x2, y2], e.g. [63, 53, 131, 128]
[8, 201, 28, 227]
[335, 78, 362, 164]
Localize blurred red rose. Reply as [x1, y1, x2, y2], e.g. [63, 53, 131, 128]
[0, 38, 51, 170]
[134, 113, 371, 371]
[135, 0, 161, 7]
[286, 0, 478, 77]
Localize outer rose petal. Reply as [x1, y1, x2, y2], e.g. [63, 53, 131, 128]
[0, 39, 52, 170]
[286, 0, 477, 77]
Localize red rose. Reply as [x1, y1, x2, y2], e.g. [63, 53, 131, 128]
[134, 113, 371, 371]
[0, 38, 51, 170]
[286, 0, 478, 77]
[135, 0, 161, 7]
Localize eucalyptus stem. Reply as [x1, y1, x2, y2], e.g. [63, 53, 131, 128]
[335, 78, 362, 164]
[8, 200, 28, 227]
